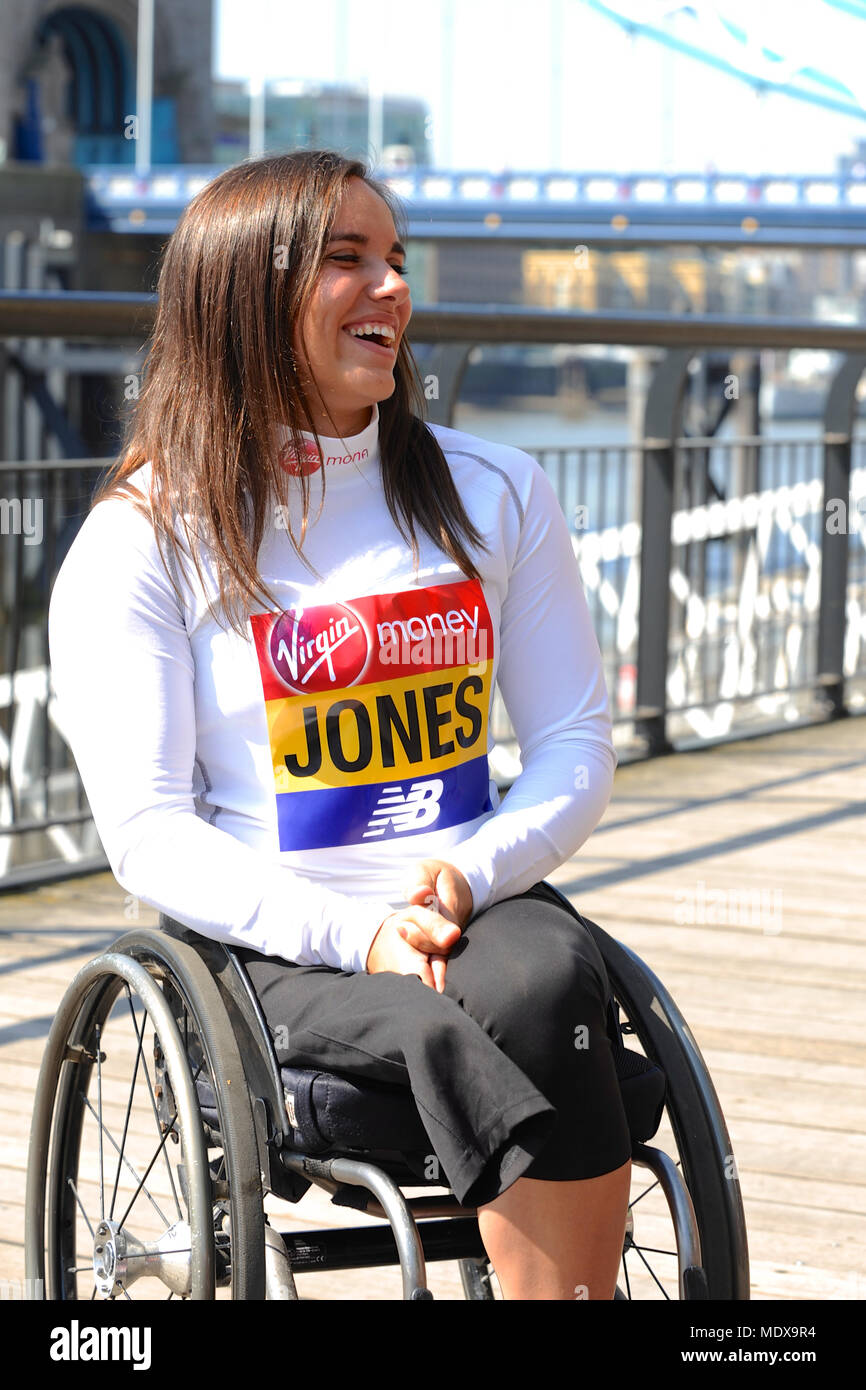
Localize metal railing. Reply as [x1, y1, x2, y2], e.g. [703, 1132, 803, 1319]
[1, 293, 865, 886]
[526, 435, 863, 746]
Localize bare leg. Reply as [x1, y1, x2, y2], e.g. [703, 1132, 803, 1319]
[476, 1159, 631, 1300]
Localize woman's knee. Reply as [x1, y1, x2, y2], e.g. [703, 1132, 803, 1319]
[445, 896, 612, 1062]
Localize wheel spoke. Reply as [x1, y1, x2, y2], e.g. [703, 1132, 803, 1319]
[631, 1241, 671, 1299]
[628, 1176, 660, 1207]
[79, 1091, 170, 1228]
[109, 986, 148, 1221]
[135, 1015, 184, 1223]
[95, 1023, 105, 1221]
[67, 1176, 95, 1238]
[632, 1244, 678, 1258]
[628, 1158, 681, 1209]
[116, 1058, 205, 1233]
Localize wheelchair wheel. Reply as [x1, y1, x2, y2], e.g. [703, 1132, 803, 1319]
[592, 923, 750, 1301]
[25, 931, 266, 1300]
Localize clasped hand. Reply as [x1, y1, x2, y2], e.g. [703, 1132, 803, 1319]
[365, 859, 472, 993]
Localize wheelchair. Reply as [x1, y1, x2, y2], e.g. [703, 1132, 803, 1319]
[25, 882, 749, 1301]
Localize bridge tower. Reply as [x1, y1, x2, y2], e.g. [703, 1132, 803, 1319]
[0, 0, 213, 167]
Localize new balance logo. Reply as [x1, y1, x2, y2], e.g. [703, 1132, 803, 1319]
[363, 780, 444, 837]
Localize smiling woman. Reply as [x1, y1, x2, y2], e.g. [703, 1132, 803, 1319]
[48, 149, 632, 1300]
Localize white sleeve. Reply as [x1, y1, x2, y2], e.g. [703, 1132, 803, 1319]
[445, 458, 616, 914]
[48, 500, 394, 973]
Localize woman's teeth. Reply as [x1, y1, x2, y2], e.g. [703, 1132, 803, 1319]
[345, 323, 396, 344]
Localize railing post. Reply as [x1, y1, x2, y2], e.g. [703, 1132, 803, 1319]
[818, 353, 866, 717]
[420, 344, 474, 427]
[635, 348, 692, 755]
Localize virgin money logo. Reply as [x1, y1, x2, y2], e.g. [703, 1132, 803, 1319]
[278, 438, 322, 476]
[269, 602, 370, 693]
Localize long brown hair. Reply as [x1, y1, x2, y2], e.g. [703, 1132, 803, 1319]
[93, 149, 488, 635]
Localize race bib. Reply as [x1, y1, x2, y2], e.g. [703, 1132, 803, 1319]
[249, 579, 494, 851]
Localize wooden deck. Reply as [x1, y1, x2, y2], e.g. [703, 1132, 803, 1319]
[2, 715, 864, 1301]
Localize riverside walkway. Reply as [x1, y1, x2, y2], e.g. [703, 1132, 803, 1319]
[1, 715, 864, 1300]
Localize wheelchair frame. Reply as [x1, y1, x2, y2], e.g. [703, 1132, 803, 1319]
[25, 884, 750, 1301]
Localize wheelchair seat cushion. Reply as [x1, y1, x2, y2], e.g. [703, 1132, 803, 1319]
[604, 993, 667, 1142]
[279, 1042, 666, 1163]
[196, 1046, 665, 1180]
[280, 1065, 432, 1157]
[612, 1046, 666, 1142]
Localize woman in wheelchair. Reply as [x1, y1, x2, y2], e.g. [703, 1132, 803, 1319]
[47, 149, 633, 1299]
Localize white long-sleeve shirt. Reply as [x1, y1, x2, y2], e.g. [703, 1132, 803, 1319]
[48, 404, 616, 973]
